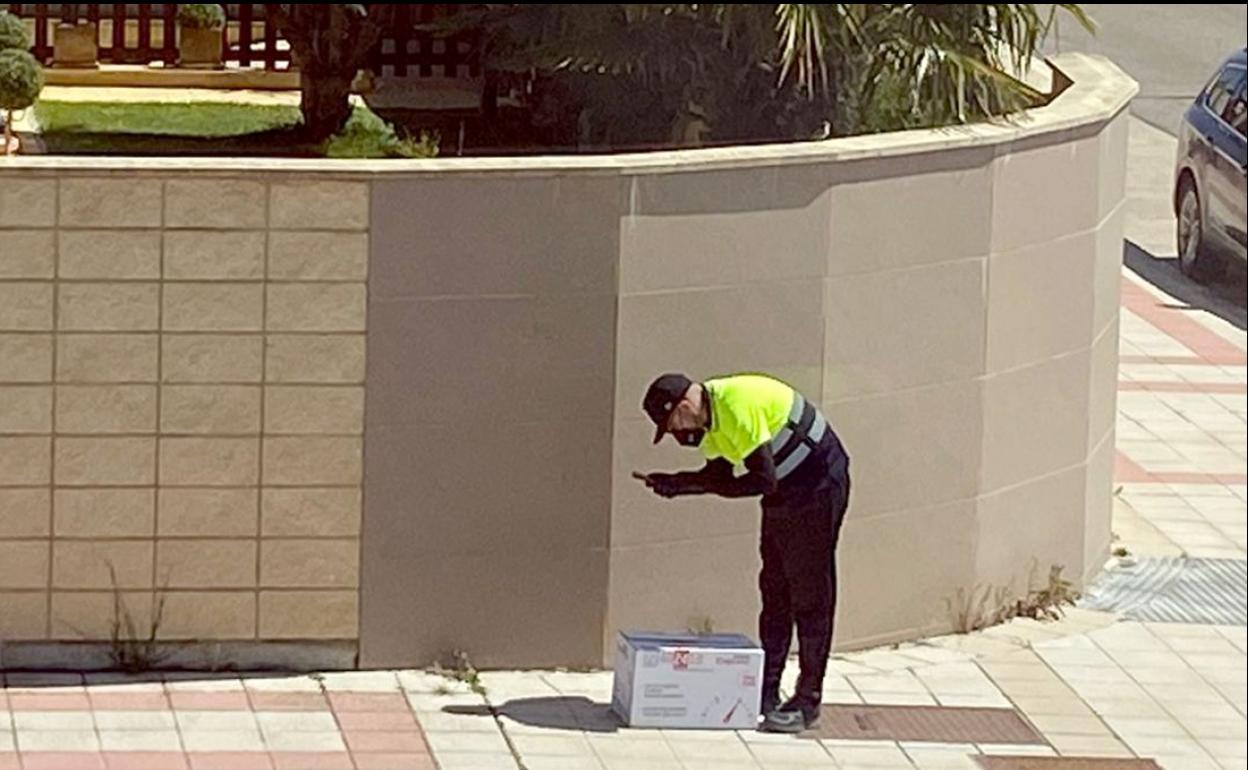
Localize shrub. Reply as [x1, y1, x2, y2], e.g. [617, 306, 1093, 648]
[0, 48, 43, 112]
[1, 47, 42, 153]
[321, 105, 440, 159]
[0, 10, 31, 52]
[177, 4, 226, 30]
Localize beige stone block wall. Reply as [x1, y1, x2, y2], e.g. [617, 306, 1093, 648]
[4, 53, 1135, 668]
[1, 175, 368, 645]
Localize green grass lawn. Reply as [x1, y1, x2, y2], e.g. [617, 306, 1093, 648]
[31, 100, 437, 159]
[34, 100, 303, 137]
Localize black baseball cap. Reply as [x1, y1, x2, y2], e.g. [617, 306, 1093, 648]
[643, 373, 693, 444]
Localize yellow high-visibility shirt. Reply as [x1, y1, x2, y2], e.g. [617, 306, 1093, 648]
[699, 374, 797, 467]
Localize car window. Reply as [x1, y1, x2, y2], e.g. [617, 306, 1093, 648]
[1205, 65, 1245, 118]
[1226, 83, 1247, 138]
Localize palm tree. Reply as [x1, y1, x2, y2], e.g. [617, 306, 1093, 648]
[828, 4, 1094, 131]
[459, 3, 1093, 146]
[271, 4, 396, 141]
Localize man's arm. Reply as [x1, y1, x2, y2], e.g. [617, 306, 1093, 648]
[641, 460, 732, 498]
[645, 446, 778, 499]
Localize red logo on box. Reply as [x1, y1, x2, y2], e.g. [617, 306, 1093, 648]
[672, 650, 690, 670]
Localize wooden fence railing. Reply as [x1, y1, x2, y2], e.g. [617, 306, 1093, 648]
[4, 4, 479, 76]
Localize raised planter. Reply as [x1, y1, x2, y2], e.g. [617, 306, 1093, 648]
[0, 53, 1138, 672]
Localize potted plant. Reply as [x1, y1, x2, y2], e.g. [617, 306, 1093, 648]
[52, 5, 98, 69]
[0, 9, 28, 52]
[0, 14, 44, 155]
[178, 4, 226, 69]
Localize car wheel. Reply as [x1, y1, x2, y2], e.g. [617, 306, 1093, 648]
[1176, 177, 1221, 282]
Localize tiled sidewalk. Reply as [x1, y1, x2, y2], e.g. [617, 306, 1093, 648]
[1112, 117, 1247, 562]
[0, 673, 437, 770]
[1114, 273, 1247, 560]
[398, 612, 1243, 770]
[3, 614, 1245, 770]
[1030, 622, 1247, 770]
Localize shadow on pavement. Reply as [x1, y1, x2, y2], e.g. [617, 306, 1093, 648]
[445, 695, 622, 733]
[1124, 239, 1247, 331]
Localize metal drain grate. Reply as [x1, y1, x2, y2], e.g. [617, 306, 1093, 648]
[1082, 557, 1247, 625]
[805, 705, 1045, 743]
[977, 758, 1163, 770]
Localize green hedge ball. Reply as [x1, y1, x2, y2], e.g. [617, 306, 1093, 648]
[0, 49, 44, 112]
[177, 3, 227, 30]
[0, 11, 32, 52]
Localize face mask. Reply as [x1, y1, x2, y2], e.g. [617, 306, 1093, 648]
[673, 429, 705, 447]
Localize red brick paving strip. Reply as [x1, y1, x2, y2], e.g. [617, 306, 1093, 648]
[270, 754, 355, 770]
[21, 755, 108, 770]
[352, 755, 436, 770]
[1119, 355, 1206, 365]
[2, 682, 439, 770]
[1121, 280, 1247, 366]
[169, 692, 253, 711]
[246, 693, 330, 712]
[103, 753, 190, 770]
[88, 691, 172, 710]
[343, 731, 429, 754]
[1115, 451, 1247, 485]
[187, 753, 276, 770]
[977, 758, 1163, 770]
[6, 693, 92, 711]
[1117, 381, 1246, 394]
[333, 712, 421, 732]
[1115, 451, 1157, 483]
[327, 694, 410, 713]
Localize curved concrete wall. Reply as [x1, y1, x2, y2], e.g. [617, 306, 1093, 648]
[359, 54, 1135, 668]
[0, 53, 1135, 671]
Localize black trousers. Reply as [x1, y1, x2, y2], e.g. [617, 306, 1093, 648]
[758, 469, 850, 710]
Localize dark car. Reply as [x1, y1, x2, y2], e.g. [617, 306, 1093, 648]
[1174, 49, 1247, 282]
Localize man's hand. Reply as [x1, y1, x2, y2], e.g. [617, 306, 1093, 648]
[633, 471, 689, 499]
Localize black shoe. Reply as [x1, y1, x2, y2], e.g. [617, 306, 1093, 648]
[782, 696, 821, 727]
[759, 703, 819, 733]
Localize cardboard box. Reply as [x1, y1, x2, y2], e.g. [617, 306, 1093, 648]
[611, 631, 764, 729]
